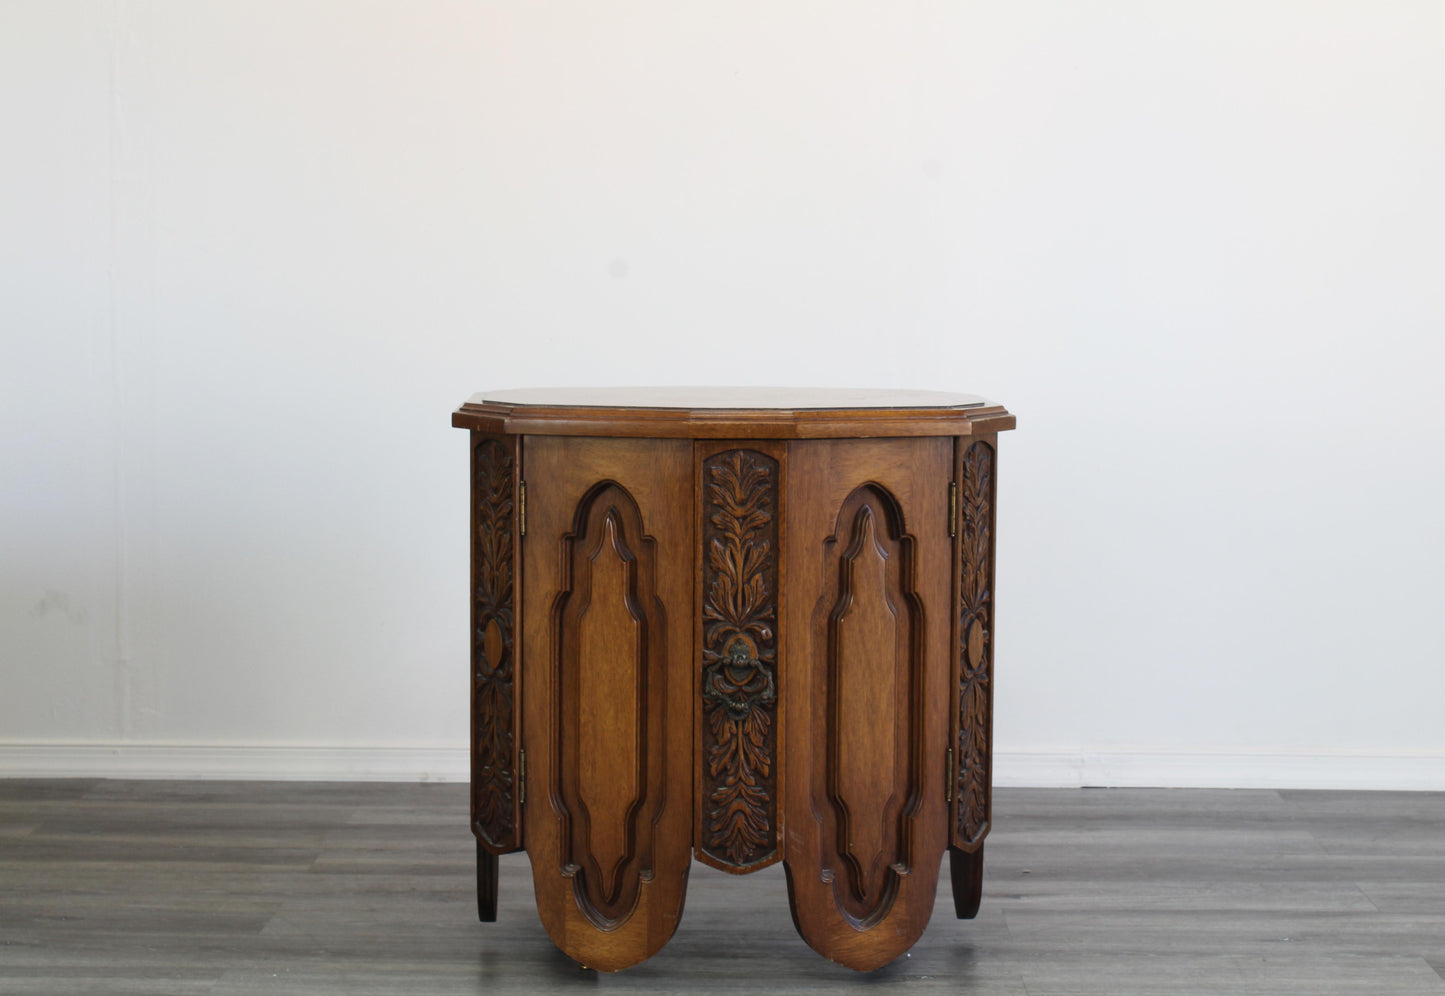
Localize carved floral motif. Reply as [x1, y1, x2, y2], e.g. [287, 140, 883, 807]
[956, 441, 994, 847]
[700, 450, 779, 868]
[472, 436, 516, 851]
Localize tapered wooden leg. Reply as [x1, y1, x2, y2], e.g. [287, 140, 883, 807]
[477, 841, 498, 922]
[949, 844, 984, 919]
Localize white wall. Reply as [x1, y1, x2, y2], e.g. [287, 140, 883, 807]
[4, 1, 1443, 787]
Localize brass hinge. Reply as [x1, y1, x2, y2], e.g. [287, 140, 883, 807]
[519, 480, 527, 537]
[949, 481, 958, 538]
[517, 748, 527, 807]
[945, 748, 954, 803]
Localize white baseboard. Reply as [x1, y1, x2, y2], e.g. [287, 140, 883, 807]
[994, 750, 1445, 791]
[1, 744, 1442, 790]
[0, 744, 469, 782]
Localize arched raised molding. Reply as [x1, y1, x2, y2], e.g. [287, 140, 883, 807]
[813, 482, 927, 928]
[549, 481, 668, 929]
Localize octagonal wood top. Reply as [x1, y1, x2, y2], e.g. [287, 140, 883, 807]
[452, 386, 1014, 439]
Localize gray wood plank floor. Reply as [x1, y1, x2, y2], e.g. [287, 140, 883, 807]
[2, 781, 1442, 995]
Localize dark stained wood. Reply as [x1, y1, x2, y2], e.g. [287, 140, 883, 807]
[458, 390, 1014, 971]
[948, 843, 984, 919]
[469, 433, 522, 857]
[694, 440, 785, 874]
[519, 436, 695, 972]
[781, 437, 954, 970]
[951, 436, 996, 853]
[477, 840, 498, 922]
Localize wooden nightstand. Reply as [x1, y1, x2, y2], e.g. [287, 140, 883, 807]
[451, 387, 1015, 971]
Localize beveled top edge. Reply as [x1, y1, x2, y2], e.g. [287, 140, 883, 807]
[473, 386, 991, 411]
[453, 387, 1015, 439]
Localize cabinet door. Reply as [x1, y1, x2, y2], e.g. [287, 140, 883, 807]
[781, 437, 953, 970]
[520, 436, 693, 972]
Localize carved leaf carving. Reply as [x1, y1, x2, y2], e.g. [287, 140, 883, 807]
[956, 441, 994, 847]
[472, 436, 516, 852]
[700, 450, 779, 869]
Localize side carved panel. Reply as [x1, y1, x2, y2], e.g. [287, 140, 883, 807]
[551, 482, 666, 929]
[814, 484, 925, 927]
[955, 441, 995, 848]
[700, 450, 780, 870]
[471, 434, 517, 853]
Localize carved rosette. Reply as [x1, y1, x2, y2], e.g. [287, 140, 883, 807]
[955, 441, 995, 848]
[472, 435, 517, 852]
[700, 450, 780, 869]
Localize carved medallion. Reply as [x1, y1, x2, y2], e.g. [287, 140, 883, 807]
[956, 441, 994, 848]
[700, 450, 780, 869]
[472, 435, 516, 852]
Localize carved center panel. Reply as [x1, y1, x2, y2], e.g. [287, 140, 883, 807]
[700, 449, 780, 870]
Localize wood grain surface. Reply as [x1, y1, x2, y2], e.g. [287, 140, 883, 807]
[451, 395, 1015, 439]
[781, 437, 954, 970]
[519, 436, 695, 972]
